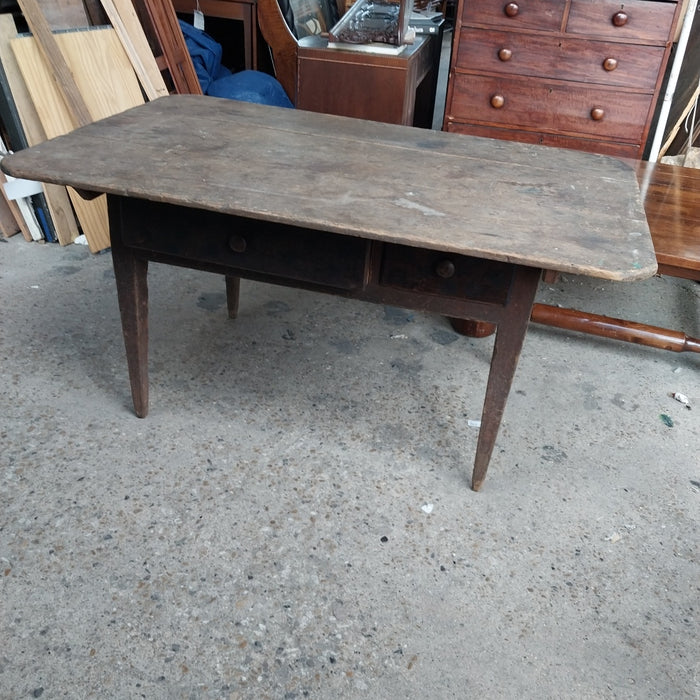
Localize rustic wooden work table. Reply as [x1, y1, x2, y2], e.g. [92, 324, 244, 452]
[1, 95, 657, 490]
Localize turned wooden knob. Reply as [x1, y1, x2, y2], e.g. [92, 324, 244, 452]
[612, 11, 628, 26]
[228, 234, 247, 253]
[498, 48, 513, 61]
[435, 259, 456, 279]
[490, 94, 505, 109]
[504, 2, 519, 17]
[590, 107, 605, 121]
[603, 57, 618, 71]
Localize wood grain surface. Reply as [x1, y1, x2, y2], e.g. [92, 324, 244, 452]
[2, 95, 657, 279]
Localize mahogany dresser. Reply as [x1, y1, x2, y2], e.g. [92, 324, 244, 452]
[443, 0, 685, 158]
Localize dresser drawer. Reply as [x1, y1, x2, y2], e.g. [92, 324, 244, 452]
[448, 73, 653, 141]
[462, 0, 564, 31]
[117, 198, 370, 290]
[379, 243, 514, 304]
[445, 120, 643, 158]
[455, 28, 664, 90]
[567, 0, 677, 43]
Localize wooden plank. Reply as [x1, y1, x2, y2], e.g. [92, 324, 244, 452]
[16, 0, 93, 126]
[0, 169, 28, 239]
[142, 0, 203, 94]
[0, 13, 79, 245]
[0, 135, 43, 240]
[0, 185, 21, 238]
[99, 0, 169, 100]
[40, 0, 90, 29]
[11, 27, 145, 252]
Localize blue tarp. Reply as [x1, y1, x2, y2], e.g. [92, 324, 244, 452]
[179, 20, 293, 108]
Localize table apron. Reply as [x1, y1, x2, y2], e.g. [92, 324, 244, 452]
[110, 195, 530, 324]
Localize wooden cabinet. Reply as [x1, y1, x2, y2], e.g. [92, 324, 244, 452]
[443, 0, 684, 158]
[297, 34, 440, 127]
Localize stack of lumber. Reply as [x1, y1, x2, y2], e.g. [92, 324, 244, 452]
[0, 0, 198, 252]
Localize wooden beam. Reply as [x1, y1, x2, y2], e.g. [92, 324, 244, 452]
[16, 0, 93, 126]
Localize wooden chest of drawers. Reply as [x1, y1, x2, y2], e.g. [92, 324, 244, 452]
[443, 0, 683, 158]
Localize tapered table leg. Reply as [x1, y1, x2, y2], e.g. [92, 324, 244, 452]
[471, 266, 541, 490]
[109, 202, 149, 418]
[226, 275, 240, 319]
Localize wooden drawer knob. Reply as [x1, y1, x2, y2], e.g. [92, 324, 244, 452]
[603, 57, 618, 71]
[435, 259, 456, 279]
[498, 48, 513, 61]
[490, 94, 505, 109]
[228, 234, 247, 253]
[612, 11, 628, 26]
[504, 2, 519, 17]
[590, 107, 605, 121]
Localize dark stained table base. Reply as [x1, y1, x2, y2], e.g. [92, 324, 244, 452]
[109, 195, 542, 491]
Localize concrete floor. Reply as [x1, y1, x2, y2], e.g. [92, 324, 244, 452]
[1, 27, 699, 698]
[1, 216, 698, 698]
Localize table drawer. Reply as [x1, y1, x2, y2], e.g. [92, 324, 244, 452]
[379, 243, 514, 304]
[117, 198, 370, 290]
[448, 73, 653, 141]
[566, 0, 677, 43]
[455, 28, 664, 90]
[462, 0, 564, 32]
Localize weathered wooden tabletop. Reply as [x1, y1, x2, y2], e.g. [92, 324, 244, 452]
[1, 94, 656, 280]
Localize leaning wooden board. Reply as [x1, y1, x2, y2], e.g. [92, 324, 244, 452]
[0, 14, 79, 245]
[11, 27, 144, 252]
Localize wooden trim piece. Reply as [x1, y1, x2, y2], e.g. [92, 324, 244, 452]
[41, 0, 90, 29]
[257, 0, 298, 102]
[16, 0, 93, 126]
[99, 0, 169, 100]
[141, 0, 202, 94]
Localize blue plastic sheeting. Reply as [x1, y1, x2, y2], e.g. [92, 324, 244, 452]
[179, 20, 293, 108]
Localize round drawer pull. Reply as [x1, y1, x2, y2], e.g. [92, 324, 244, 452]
[228, 234, 247, 253]
[498, 48, 513, 61]
[612, 11, 628, 26]
[490, 94, 505, 109]
[504, 2, 519, 17]
[603, 57, 618, 71]
[435, 259, 456, 279]
[590, 107, 605, 121]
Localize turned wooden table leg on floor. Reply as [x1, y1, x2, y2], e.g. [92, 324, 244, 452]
[471, 265, 541, 490]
